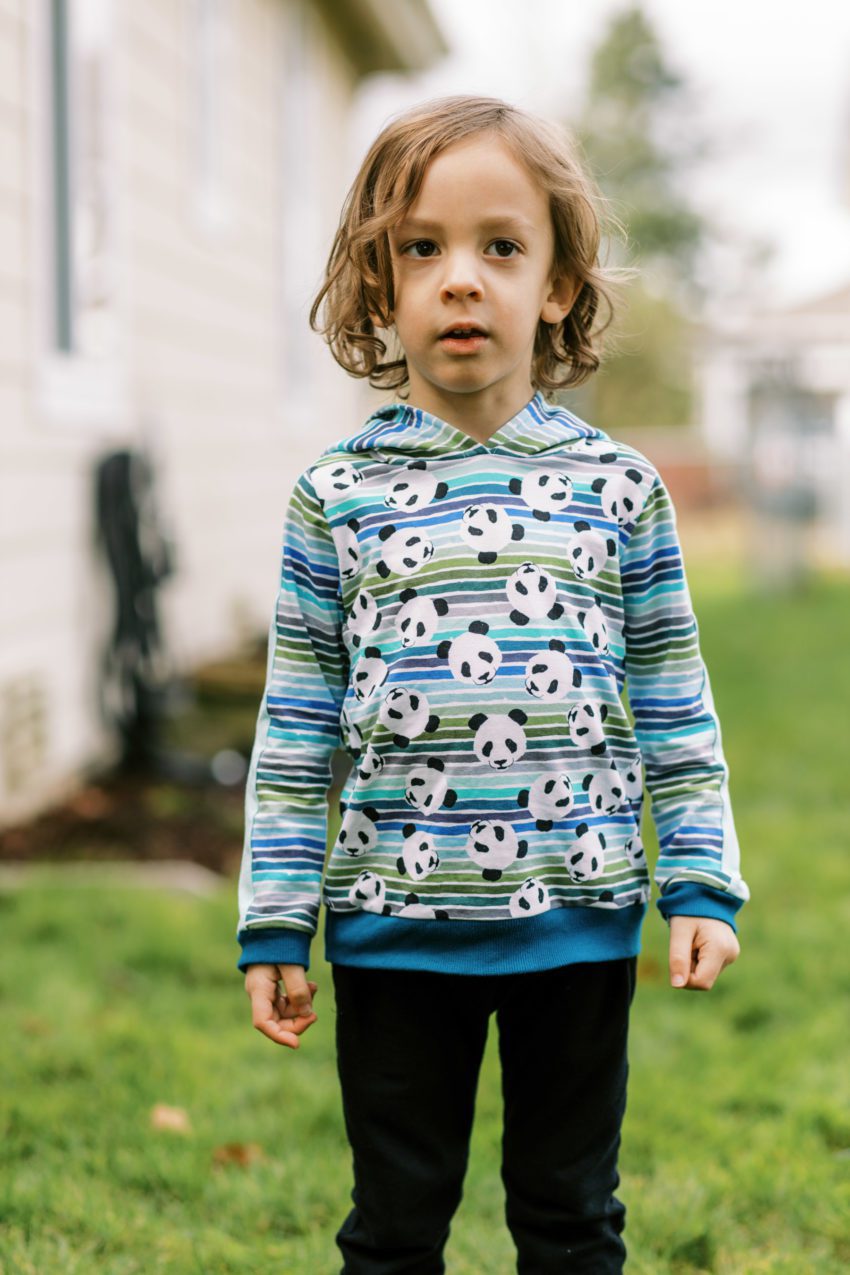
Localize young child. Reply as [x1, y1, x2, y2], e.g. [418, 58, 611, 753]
[237, 94, 749, 1273]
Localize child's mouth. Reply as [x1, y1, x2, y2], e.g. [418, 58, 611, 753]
[439, 329, 488, 352]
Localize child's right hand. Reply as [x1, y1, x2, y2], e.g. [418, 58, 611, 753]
[244, 963, 318, 1049]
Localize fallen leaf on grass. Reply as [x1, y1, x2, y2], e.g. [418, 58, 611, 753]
[21, 1014, 53, 1036]
[212, 1142, 265, 1168]
[150, 1103, 192, 1134]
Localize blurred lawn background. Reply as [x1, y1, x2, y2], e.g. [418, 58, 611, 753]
[2, 554, 850, 1274]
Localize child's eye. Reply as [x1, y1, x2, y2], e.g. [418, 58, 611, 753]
[400, 238, 521, 259]
[487, 240, 520, 258]
[402, 239, 438, 259]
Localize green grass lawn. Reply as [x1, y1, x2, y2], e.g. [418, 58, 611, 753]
[3, 568, 850, 1274]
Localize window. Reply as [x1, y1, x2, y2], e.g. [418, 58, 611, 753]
[191, 0, 232, 231]
[279, 0, 322, 414]
[35, 0, 127, 426]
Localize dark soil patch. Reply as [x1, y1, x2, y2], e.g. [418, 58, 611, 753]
[0, 648, 353, 876]
[1, 650, 264, 877]
[0, 770, 247, 877]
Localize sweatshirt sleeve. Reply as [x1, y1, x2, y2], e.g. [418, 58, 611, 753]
[619, 471, 750, 932]
[236, 470, 349, 972]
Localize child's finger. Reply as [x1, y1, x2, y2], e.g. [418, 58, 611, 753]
[249, 990, 297, 1046]
[277, 964, 317, 1019]
[670, 916, 741, 990]
[243, 966, 319, 1048]
[261, 1017, 303, 1048]
[274, 992, 318, 1027]
[668, 917, 698, 987]
[275, 981, 319, 1008]
[689, 942, 726, 990]
[248, 985, 306, 1048]
[262, 1015, 305, 1048]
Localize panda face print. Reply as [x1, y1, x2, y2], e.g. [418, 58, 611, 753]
[621, 752, 643, 802]
[352, 646, 388, 701]
[624, 834, 646, 870]
[357, 745, 385, 783]
[464, 819, 528, 881]
[437, 620, 502, 685]
[459, 503, 525, 564]
[379, 687, 440, 747]
[332, 518, 362, 580]
[376, 524, 435, 578]
[398, 893, 450, 919]
[345, 590, 381, 648]
[592, 468, 645, 526]
[565, 822, 606, 882]
[340, 702, 362, 756]
[577, 600, 609, 656]
[573, 441, 618, 463]
[468, 709, 528, 770]
[582, 763, 625, 816]
[567, 520, 616, 581]
[348, 869, 391, 914]
[404, 757, 458, 812]
[394, 588, 449, 648]
[518, 772, 574, 829]
[309, 461, 363, 503]
[566, 701, 608, 754]
[524, 638, 582, 701]
[505, 562, 564, 626]
[384, 460, 449, 513]
[508, 469, 573, 520]
[509, 877, 551, 917]
[338, 805, 381, 856]
[396, 826, 440, 880]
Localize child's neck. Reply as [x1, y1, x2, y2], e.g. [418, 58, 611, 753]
[402, 383, 537, 444]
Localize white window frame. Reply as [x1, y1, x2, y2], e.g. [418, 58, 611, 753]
[29, 0, 130, 432]
[278, 0, 323, 419]
[189, 0, 235, 235]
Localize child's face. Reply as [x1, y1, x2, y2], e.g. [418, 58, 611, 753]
[384, 133, 578, 421]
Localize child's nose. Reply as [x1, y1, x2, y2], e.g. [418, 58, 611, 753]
[439, 254, 484, 299]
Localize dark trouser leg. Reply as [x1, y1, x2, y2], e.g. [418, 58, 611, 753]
[496, 956, 638, 1274]
[332, 963, 494, 1275]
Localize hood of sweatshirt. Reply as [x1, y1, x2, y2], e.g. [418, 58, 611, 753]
[326, 390, 611, 464]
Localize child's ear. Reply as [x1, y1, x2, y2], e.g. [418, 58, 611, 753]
[541, 276, 582, 326]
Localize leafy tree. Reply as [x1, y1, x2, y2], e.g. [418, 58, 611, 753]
[561, 4, 771, 429]
[578, 5, 709, 297]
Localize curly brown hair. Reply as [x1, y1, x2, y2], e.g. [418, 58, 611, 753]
[309, 94, 636, 396]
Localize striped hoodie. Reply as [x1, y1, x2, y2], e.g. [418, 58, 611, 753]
[237, 391, 749, 975]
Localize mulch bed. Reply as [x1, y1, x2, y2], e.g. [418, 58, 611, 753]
[0, 650, 353, 878]
[0, 769, 247, 877]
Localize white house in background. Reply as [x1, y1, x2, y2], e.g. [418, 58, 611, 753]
[0, 0, 447, 827]
[695, 280, 850, 568]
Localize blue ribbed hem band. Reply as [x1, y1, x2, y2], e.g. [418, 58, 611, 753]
[655, 881, 744, 932]
[324, 901, 646, 975]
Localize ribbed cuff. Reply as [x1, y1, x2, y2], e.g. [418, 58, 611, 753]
[237, 926, 312, 972]
[656, 880, 744, 932]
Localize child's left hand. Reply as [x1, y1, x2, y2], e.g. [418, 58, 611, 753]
[668, 915, 740, 990]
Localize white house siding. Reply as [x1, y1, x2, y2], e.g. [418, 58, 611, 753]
[0, 0, 446, 827]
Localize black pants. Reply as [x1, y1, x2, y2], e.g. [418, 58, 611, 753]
[331, 955, 638, 1274]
